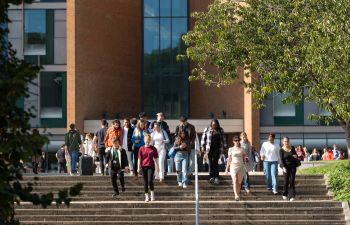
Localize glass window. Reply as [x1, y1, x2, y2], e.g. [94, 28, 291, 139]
[172, 0, 187, 17]
[40, 72, 63, 118]
[273, 93, 296, 117]
[160, 0, 171, 17]
[24, 9, 54, 65]
[24, 10, 46, 56]
[143, 0, 188, 119]
[144, 0, 159, 17]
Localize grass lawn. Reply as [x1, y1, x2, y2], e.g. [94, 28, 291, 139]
[298, 160, 350, 202]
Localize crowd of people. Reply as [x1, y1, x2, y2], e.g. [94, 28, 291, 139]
[53, 112, 347, 202]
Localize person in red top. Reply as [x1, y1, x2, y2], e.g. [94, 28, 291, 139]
[138, 134, 159, 202]
[104, 119, 123, 150]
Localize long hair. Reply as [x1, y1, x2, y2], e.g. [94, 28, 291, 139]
[135, 120, 146, 137]
[210, 119, 221, 130]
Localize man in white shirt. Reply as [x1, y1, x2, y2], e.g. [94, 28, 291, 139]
[260, 133, 281, 194]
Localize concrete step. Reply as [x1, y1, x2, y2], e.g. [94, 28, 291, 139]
[16, 201, 343, 209]
[30, 189, 329, 197]
[15, 207, 344, 215]
[16, 214, 346, 221]
[18, 220, 347, 225]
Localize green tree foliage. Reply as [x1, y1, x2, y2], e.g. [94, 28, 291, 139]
[181, 0, 350, 166]
[0, 1, 82, 224]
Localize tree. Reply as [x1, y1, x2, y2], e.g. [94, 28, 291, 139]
[0, 1, 82, 224]
[181, 0, 350, 166]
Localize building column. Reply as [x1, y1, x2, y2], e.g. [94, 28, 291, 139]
[243, 71, 260, 149]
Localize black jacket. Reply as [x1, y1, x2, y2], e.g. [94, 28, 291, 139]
[106, 147, 128, 171]
[126, 126, 134, 151]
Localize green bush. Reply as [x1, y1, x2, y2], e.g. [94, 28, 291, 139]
[328, 163, 350, 202]
[298, 160, 350, 202]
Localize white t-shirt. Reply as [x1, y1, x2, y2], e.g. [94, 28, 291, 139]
[122, 127, 129, 150]
[260, 141, 280, 162]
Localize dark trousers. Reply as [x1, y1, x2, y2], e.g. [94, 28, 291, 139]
[208, 152, 220, 179]
[58, 162, 67, 173]
[142, 168, 155, 193]
[110, 169, 125, 194]
[98, 147, 106, 175]
[283, 166, 296, 198]
[133, 146, 140, 176]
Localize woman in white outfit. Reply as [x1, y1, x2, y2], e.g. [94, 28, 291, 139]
[151, 122, 170, 182]
[225, 136, 247, 201]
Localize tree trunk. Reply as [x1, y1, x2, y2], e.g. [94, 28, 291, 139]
[344, 123, 350, 167]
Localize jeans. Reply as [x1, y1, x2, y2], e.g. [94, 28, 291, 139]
[188, 148, 196, 174]
[69, 150, 79, 174]
[110, 169, 125, 193]
[142, 168, 155, 193]
[98, 147, 106, 174]
[283, 166, 296, 198]
[242, 172, 251, 189]
[208, 152, 220, 179]
[167, 158, 173, 173]
[263, 161, 278, 192]
[175, 151, 189, 184]
[126, 150, 133, 172]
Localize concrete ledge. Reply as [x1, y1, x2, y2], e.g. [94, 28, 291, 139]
[342, 201, 350, 225]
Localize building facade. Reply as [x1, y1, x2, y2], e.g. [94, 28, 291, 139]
[7, 0, 347, 153]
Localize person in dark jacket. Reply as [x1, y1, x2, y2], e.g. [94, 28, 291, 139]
[280, 137, 298, 202]
[93, 119, 108, 175]
[106, 137, 128, 197]
[64, 123, 82, 176]
[201, 119, 227, 184]
[122, 118, 134, 175]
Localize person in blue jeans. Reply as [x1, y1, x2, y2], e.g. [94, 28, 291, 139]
[174, 131, 190, 189]
[240, 132, 254, 193]
[260, 133, 281, 194]
[64, 123, 82, 176]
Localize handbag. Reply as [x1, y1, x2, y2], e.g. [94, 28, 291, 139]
[296, 159, 301, 167]
[168, 147, 176, 158]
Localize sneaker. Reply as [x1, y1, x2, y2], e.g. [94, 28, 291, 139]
[112, 192, 119, 198]
[289, 198, 295, 202]
[209, 178, 215, 183]
[159, 179, 164, 183]
[282, 196, 288, 200]
[214, 178, 220, 185]
[183, 184, 187, 189]
[178, 182, 182, 187]
[145, 193, 149, 202]
[273, 191, 278, 195]
[150, 191, 155, 201]
[130, 171, 134, 176]
[245, 189, 251, 193]
[121, 187, 125, 192]
[235, 196, 240, 201]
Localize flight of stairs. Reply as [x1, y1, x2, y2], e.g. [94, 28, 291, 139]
[15, 174, 348, 224]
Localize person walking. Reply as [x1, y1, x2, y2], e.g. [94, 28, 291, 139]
[139, 112, 152, 133]
[122, 118, 134, 175]
[106, 137, 128, 198]
[151, 122, 170, 182]
[260, 133, 280, 194]
[240, 132, 254, 193]
[201, 119, 227, 184]
[64, 123, 82, 176]
[225, 136, 247, 201]
[173, 131, 190, 188]
[174, 115, 196, 179]
[31, 129, 43, 174]
[309, 148, 321, 161]
[93, 119, 108, 175]
[280, 137, 298, 201]
[138, 135, 159, 202]
[132, 120, 149, 176]
[56, 144, 67, 173]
